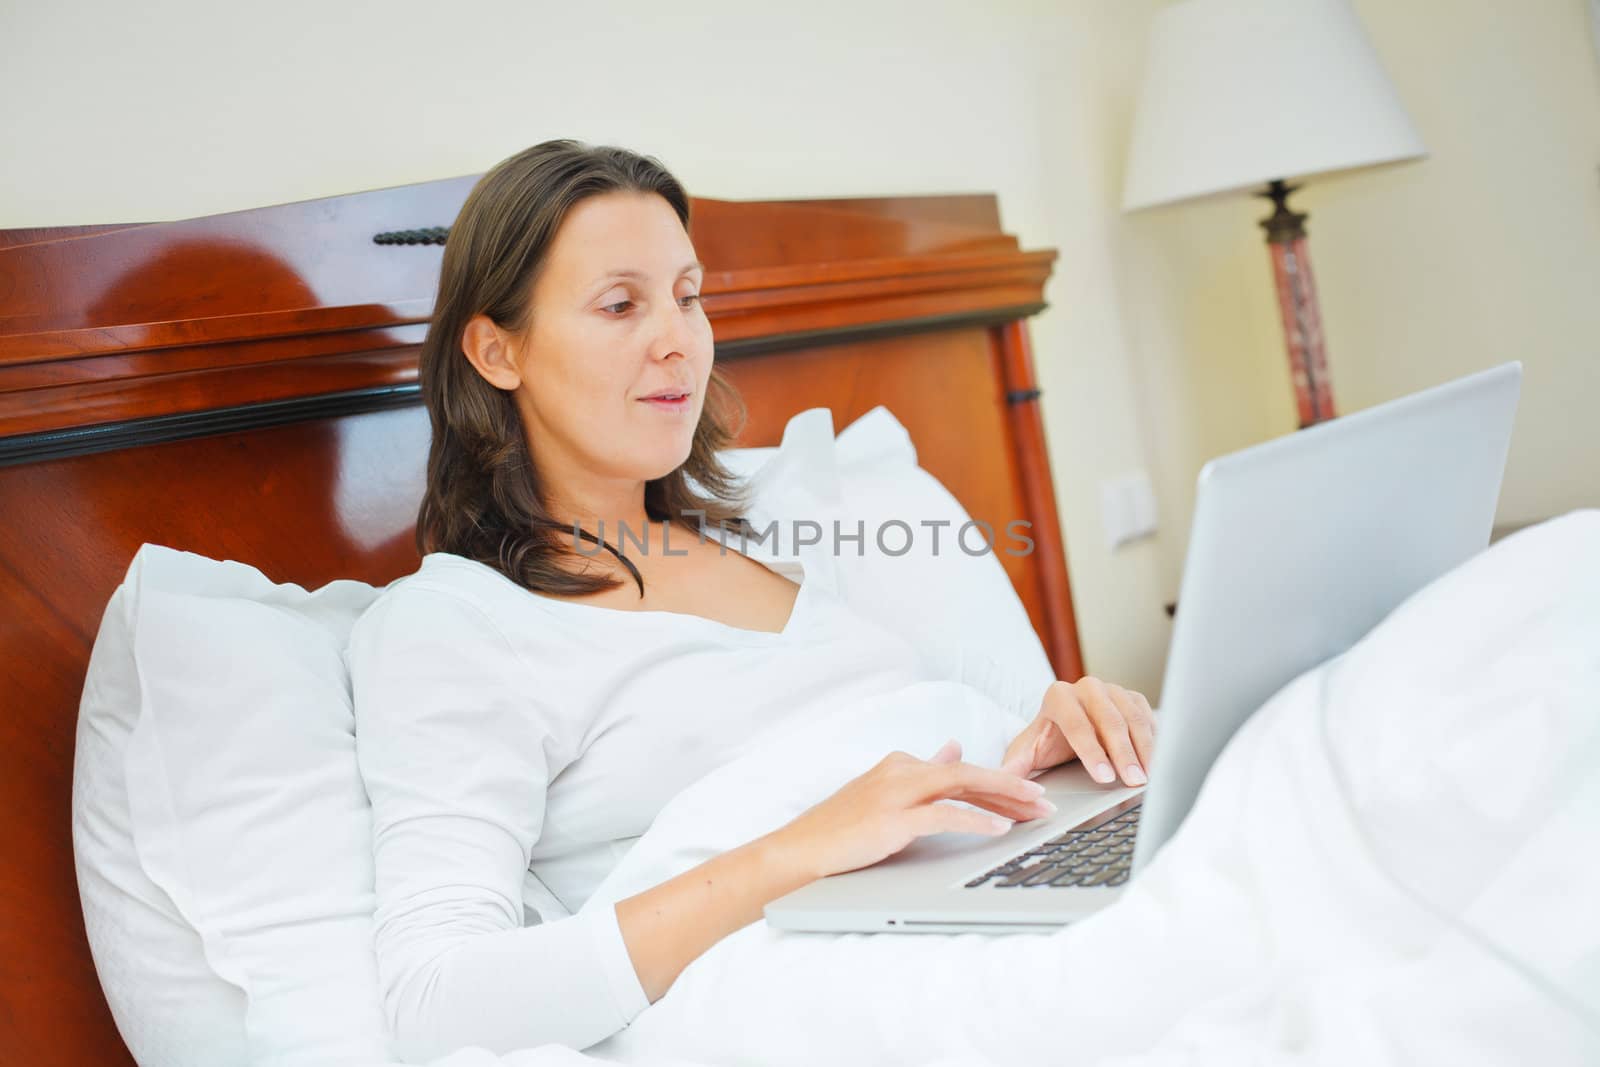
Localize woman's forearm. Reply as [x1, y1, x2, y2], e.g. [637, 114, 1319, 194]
[614, 827, 818, 1004]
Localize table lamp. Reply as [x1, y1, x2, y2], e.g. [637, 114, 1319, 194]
[1121, 0, 1426, 427]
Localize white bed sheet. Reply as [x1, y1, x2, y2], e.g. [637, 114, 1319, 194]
[392, 510, 1600, 1067]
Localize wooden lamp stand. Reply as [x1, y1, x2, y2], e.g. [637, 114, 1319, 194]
[1258, 179, 1337, 428]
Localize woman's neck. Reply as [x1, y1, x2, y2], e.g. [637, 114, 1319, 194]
[544, 481, 653, 550]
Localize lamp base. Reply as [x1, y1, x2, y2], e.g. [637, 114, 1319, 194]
[1258, 179, 1336, 428]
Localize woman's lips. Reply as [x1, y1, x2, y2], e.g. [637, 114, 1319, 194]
[639, 392, 692, 412]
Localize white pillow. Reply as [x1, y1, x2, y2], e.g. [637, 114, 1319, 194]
[733, 406, 1057, 721]
[73, 545, 389, 1066]
[73, 564, 250, 1066]
[833, 407, 1056, 716]
[71, 406, 1053, 1067]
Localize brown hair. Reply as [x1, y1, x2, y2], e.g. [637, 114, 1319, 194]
[415, 139, 749, 596]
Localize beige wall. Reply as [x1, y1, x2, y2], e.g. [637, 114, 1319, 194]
[1106, 0, 1600, 604]
[4, 0, 1595, 700]
[1028, 0, 1600, 694]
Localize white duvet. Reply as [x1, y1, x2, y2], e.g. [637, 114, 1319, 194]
[412, 511, 1600, 1067]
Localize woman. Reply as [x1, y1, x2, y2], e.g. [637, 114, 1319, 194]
[347, 139, 1156, 1063]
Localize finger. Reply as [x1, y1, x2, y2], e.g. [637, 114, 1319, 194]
[951, 780, 1058, 822]
[1001, 752, 1032, 780]
[1080, 678, 1144, 786]
[927, 760, 1051, 810]
[911, 801, 1013, 839]
[1030, 700, 1080, 771]
[1134, 690, 1157, 734]
[1046, 689, 1114, 784]
[929, 738, 962, 765]
[1000, 721, 1039, 778]
[1111, 687, 1155, 772]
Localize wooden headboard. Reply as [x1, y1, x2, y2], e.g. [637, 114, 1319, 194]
[0, 178, 1082, 1064]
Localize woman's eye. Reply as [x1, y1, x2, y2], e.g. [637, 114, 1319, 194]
[678, 293, 701, 309]
[602, 300, 633, 315]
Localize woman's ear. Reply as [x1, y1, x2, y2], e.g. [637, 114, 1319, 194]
[461, 314, 524, 391]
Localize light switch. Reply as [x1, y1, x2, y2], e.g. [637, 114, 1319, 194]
[1100, 471, 1159, 550]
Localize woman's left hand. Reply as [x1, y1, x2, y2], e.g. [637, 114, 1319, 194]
[1000, 677, 1155, 787]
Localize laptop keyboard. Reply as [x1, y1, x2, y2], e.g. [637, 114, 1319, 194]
[963, 801, 1142, 889]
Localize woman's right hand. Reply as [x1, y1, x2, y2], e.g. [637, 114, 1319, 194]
[777, 739, 1057, 880]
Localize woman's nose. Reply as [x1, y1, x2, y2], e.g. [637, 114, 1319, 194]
[647, 299, 696, 361]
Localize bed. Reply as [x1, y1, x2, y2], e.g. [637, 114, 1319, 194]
[0, 178, 1084, 1065]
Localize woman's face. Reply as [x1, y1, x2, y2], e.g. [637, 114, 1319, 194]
[508, 190, 712, 502]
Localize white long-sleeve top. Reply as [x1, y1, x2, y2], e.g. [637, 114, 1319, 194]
[347, 540, 1053, 1063]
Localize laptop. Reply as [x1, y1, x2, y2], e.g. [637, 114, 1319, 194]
[764, 362, 1522, 934]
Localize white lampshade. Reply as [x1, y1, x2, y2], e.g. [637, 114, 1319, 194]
[1121, 0, 1426, 212]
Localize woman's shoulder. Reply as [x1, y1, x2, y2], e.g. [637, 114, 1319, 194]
[350, 553, 536, 656]
[371, 552, 529, 612]
[345, 555, 587, 760]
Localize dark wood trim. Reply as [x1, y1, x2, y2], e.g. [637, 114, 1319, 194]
[995, 318, 1084, 681]
[0, 384, 422, 467]
[715, 301, 1046, 361]
[0, 303, 1049, 465]
[0, 223, 148, 251]
[0, 251, 1051, 366]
